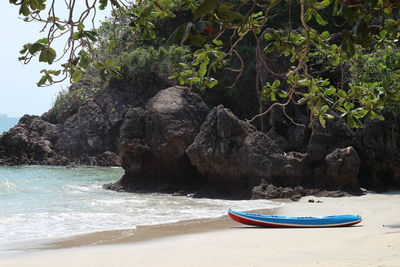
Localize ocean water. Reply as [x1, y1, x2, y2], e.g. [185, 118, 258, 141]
[0, 166, 282, 252]
[0, 116, 19, 134]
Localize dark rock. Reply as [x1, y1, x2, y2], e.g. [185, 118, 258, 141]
[106, 87, 209, 192]
[0, 82, 144, 166]
[308, 199, 315, 203]
[187, 105, 289, 199]
[172, 190, 187, 196]
[96, 151, 120, 166]
[324, 146, 361, 192]
[307, 117, 356, 164]
[251, 182, 353, 201]
[356, 113, 400, 191]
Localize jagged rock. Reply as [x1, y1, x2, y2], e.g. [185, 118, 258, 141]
[307, 116, 356, 164]
[95, 151, 120, 166]
[186, 105, 290, 199]
[119, 107, 145, 140]
[313, 146, 361, 192]
[0, 83, 140, 166]
[356, 113, 400, 190]
[105, 86, 209, 192]
[251, 182, 353, 201]
[252, 183, 318, 200]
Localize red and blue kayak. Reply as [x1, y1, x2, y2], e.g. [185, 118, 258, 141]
[228, 209, 362, 228]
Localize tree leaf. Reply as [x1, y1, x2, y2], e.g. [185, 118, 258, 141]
[72, 68, 83, 83]
[39, 47, 57, 64]
[199, 62, 207, 77]
[193, 0, 217, 20]
[319, 115, 326, 127]
[19, 2, 30, 16]
[314, 12, 328, 26]
[28, 43, 44, 54]
[324, 87, 336, 96]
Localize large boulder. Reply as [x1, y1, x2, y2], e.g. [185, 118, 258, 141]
[186, 105, 292, 198]
[306, 116, 356, 164]
[105, 86, 209, 192]
[313, 146, 361, 192]
[0, 115, 58, 165]
[356, 113, 400, 190]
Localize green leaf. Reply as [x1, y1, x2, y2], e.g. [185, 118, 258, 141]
[199, 62, 207, 77]
[216, 3, 239, 22]
[28, 43, 44, 54]
[338, 90, 347, 98]
[324, 87, 336, 96]
[212, 39, 223, 46]
[343, 102, 354, 112]
[320, 105, 329, 113]
[263, 43, 275, 54]
[193, 0, 217, 20]
[270, 91, 276, 101]
[104, 58, 116, 68]
[39, 47, 57, 64]
[347, 116, 362, 128]
[99, 0, 108, 10]
[206, 78, 218, 88]
[331, 54, 340, 66]
[72, 69, 83, 83]
[324, 113, 335, 119]
[263, 33, 273, 41]
[314, 12, 328, 26]
[78, 23, 85, 31]
[370, 111, 385, 120]
[320, 31, 330, 39]
[37, 75, 47, 86]
[92, 61, 105, 69]
[19, 2, 30, 16]
[36, 38, 49, 44]
[319, 115, 326, 127]
[29, 0, 40, 10]
[351, 108, 368, 119]
[277, 89, 288, 98]
[272, 79, 280, 88]
[297, 79, 310, 86]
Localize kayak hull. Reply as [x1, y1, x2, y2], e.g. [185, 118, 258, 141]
[228, 209, 362, 228]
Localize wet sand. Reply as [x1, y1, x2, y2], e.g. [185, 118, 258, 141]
[1, 192, 400, 266]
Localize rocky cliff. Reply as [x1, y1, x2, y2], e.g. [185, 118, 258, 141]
[1, 83, 399, 199]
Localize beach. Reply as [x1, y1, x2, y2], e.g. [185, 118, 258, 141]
[1, 192, 399, 267]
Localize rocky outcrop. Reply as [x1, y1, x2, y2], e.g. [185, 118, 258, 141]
[0, 115, 58, 165]
[185, 106, 361, 199]
[104, 87, 209, 192]
[356, 113, 400, 191]
[0, 81, 141, 166]
[1, 74, 399, 199]
[186, 105, 290, 198]
[313, 146, 361, 192]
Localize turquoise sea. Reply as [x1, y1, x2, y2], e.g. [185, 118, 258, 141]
[0, 116, 19, 134]
[0, 166, 281, 252]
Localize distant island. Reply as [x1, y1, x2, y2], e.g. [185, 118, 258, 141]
[0, 114, 19, 134]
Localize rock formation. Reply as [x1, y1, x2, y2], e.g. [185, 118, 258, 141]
[186, 105, 289, 198]
[104, 86, 209, 192]
[1, 80, 399, 200]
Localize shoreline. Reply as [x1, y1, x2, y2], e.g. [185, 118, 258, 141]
[30, 206, 283, 250]
[2, 192, 400, 266]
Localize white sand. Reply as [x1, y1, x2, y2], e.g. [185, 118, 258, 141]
[1, 192, 400, 267]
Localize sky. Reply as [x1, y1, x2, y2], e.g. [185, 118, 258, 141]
[0, 2, 110, 118]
